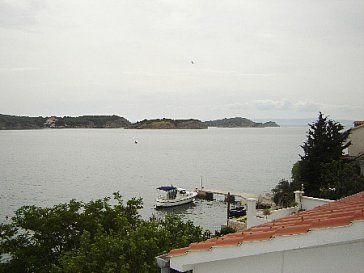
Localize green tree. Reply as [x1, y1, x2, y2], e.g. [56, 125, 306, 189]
[58, 214, 209, 273]
[271, 179, 295, 207]
[320, 160, 364, 199]
[0, 194, 209, 273]
[294, 112, 351, 196]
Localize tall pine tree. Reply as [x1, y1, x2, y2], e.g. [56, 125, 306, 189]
[295, 112, 351, 196]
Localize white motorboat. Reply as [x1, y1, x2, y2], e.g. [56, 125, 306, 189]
[155, 186, 197, 208]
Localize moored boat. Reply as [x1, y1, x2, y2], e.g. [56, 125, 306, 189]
[228, 206, 246, 218]
[155, 186, 197, 208]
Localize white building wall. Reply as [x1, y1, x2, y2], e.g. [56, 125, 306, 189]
[267, 207, 297, 220]
[283, 240, 364, 273]
[193, 251, 283, 273]
[301, 196, 332, 210]
[348, 126, 364, 156]
[192, 240, 364, 273]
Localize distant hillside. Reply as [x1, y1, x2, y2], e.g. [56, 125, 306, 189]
[0, 114, 130, 129]
[0, 114, 281, 130]
[127, 118, 207, 129]
[204, 117, 279, 128]
[0, 114, 45, 129]
[60, 115, 130, 128]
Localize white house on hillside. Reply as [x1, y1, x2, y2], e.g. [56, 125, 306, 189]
[157, 191, 364, 273]
[348, 121, 364, 157]
[348, 121, 364, 175]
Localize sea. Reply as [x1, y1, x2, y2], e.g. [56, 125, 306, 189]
[0, 127, 307, 232]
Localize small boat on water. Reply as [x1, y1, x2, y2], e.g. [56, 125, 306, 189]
[155, 186, 197, 208]
[228, 206, 246, 218]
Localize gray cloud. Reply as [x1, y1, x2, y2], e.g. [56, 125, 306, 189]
[0, 0, 363, 120]
[0, 0, 46, 29]
[251, 100, 294, 111]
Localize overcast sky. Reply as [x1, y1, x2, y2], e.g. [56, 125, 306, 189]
[0, 0, 363, 122]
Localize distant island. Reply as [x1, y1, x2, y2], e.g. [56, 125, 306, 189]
[204, 117, 280, 128]
[127, 118, 207, 129]
[0, 114, 279, 130]
[0, 114, 130, 130]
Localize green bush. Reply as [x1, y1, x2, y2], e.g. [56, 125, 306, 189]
[0, 193, 209, 273]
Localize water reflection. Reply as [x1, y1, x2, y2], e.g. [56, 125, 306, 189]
[152, 199, 229, 232]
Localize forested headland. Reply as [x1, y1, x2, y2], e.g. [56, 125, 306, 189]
[0, 114, 130, 129]
[127, 118, 207, 129]
[204, 117, 279, 128]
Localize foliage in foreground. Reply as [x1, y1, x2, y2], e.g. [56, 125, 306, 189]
[0, 193, 210, 273]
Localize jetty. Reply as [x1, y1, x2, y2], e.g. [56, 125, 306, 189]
[196, 188, 257, 203]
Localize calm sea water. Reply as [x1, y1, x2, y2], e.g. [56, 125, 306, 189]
[0, 127, 307, 231]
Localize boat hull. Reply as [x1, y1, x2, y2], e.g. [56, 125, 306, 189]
[156, 192, 197, 208]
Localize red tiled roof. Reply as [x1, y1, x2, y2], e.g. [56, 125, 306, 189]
[168, 191, 364, 257]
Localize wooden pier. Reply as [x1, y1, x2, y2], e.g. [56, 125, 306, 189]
[196, 188, 257, 203]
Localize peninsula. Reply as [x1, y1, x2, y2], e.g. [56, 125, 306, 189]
[204, 117, 280, 128]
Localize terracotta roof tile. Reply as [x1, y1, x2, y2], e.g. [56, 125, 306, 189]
[327, 211, 358, 219]
[168, 191, 364, 257]
[214, 237, 244, 246]
[224, 232, 244, 238]
[354, 211, 364, 220]
[311, 216, 354, 229]
[274, 224, 311, 236]
[272, 220, 299, 226]
[169, 247, 190, 257]
[189, 242, 215, 251]
[247, 226, 278, 232]
[242, 231, 275, 242]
